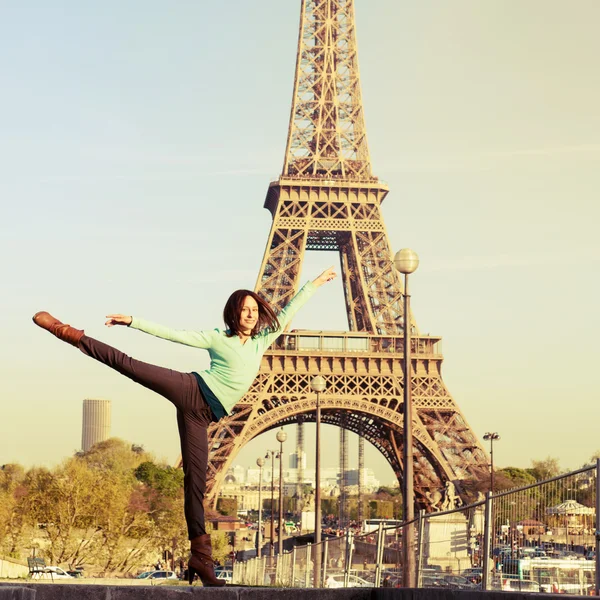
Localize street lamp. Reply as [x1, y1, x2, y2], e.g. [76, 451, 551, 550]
[276, 428, 287, 557]
[310, 375, 327, 587]
[483, 432, 500, 493]
[256, 457, 265, 556]
[265, 449, 277, 558]
[393, 248, 419, 589]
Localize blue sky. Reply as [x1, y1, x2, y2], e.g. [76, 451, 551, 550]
[1, 0, 599, 484]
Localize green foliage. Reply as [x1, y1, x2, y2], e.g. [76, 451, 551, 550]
[216, 497, 238, 517]
[205, 525, 229, 565]
[321, 498, 338, 517]
[0, 440, 191, 575]
[375, 486, 401, 498]
[499, 467, 537, 487]
[374, 500, 394, 519]
[80, 438, 153, 474]
[134, 462, 184, 498]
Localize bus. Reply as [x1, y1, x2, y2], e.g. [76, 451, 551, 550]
[502, 557, 595, 594]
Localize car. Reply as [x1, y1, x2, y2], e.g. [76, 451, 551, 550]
[326, 574, 372, 588]
[147, 570, 178, 580]
[136, 571, 156, 579]
[136, 570, 178, 581]
[460, 567, 483, 584]
[494, 577, 541, 592]
[215, 568, 233, 583]
[38, 566, 74, 580]
[66, 567, 84, 578]
[442, 574, 479, 589]
[421, 576, 452, 588]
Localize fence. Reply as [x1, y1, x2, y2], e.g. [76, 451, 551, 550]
[233, 460, 600, 594]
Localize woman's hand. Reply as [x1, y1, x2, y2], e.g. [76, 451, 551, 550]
[105, 314, 133, 327]
[312, 266, 337, 287]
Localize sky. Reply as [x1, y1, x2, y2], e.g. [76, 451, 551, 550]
[1, 0, 599, 486]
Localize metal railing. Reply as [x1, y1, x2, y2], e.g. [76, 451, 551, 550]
[233, 460, 600, 594]
[269, 331, 442, 356]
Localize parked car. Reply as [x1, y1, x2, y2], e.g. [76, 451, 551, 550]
[326, 574, 372, 588]
[66, 567, 84, 578]
[461, 567, 483, 583]
[136, 570, 178, 581]
[442, 574, 479, 589]
[147, 570, 178, 580]
[39, 566, 74, 580]
[215, 568, 233, 583]
[494, 577, 541, 592]
[421, 576, 452, 588]
[136, 571, 156, 579]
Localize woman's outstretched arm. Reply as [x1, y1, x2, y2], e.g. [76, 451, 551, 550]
[105, 314, 132, 327]
[105, 314, 214, 349]
[311, 266, 337, 288]
[261, 266, 337, 348]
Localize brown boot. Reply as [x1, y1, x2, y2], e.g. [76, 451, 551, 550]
[33, 312, 85, 347]
[188, 534, 226, 586]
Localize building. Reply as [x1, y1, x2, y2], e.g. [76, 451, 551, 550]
[218, 464, 381, 513]
[81, 399, 111, 452]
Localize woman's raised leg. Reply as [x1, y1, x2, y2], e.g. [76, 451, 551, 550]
[78, 335, 198, 412]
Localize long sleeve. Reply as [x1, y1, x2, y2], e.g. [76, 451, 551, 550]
[130, 317, 216, 349]
[260, 281, 317, 350]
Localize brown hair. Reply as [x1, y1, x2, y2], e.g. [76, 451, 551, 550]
[223, 290, 280, 338]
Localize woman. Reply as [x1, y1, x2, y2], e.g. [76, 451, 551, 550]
[32, 266, 336, 586]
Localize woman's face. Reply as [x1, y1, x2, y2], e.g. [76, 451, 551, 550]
[239, 295, 259, 334]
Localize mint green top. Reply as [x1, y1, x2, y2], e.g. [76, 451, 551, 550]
[129, 281, 317, 415]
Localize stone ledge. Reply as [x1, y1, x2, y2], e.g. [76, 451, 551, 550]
[0, 583, 372, 600]
[0, 583, 583, 600]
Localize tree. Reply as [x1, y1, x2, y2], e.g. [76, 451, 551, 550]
[23, 460, 103, 565]
[81, 438, 153, 474]
[0, 463, 28, 557]
[528, 457, 562, 481]
[216, 498, 238, 517]
[134, 462, 184, 498]
[498, 467, 537, 488]
[206, 526, 230, 565]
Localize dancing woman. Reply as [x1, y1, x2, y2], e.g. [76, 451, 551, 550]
[33, 266, 336, 585]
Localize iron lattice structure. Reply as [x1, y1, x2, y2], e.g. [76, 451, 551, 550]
[203, 0, 489, 510]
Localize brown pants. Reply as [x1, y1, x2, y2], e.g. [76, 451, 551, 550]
[79, 335, 212, 539]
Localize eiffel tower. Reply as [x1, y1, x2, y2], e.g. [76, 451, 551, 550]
[204, 0, 489, 510]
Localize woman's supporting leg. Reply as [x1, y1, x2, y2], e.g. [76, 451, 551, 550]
[177, 408, 211, 539]
[177, 408, 225, 587]
[177, 408, 225, 586]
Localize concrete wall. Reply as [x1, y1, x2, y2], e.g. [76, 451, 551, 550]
[0, 584, 371, 599]
[0, 583, 583, 600]
[0, 558, 28, 579]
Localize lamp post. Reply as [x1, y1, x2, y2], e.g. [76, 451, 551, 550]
[265, 450, 276, 559]
[483, 432, 500, 493]
[310, 375, 327, 587]
[256, 457, 265, 557]
[276, 428, 287, 557]
[393, 248, 419, 589]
